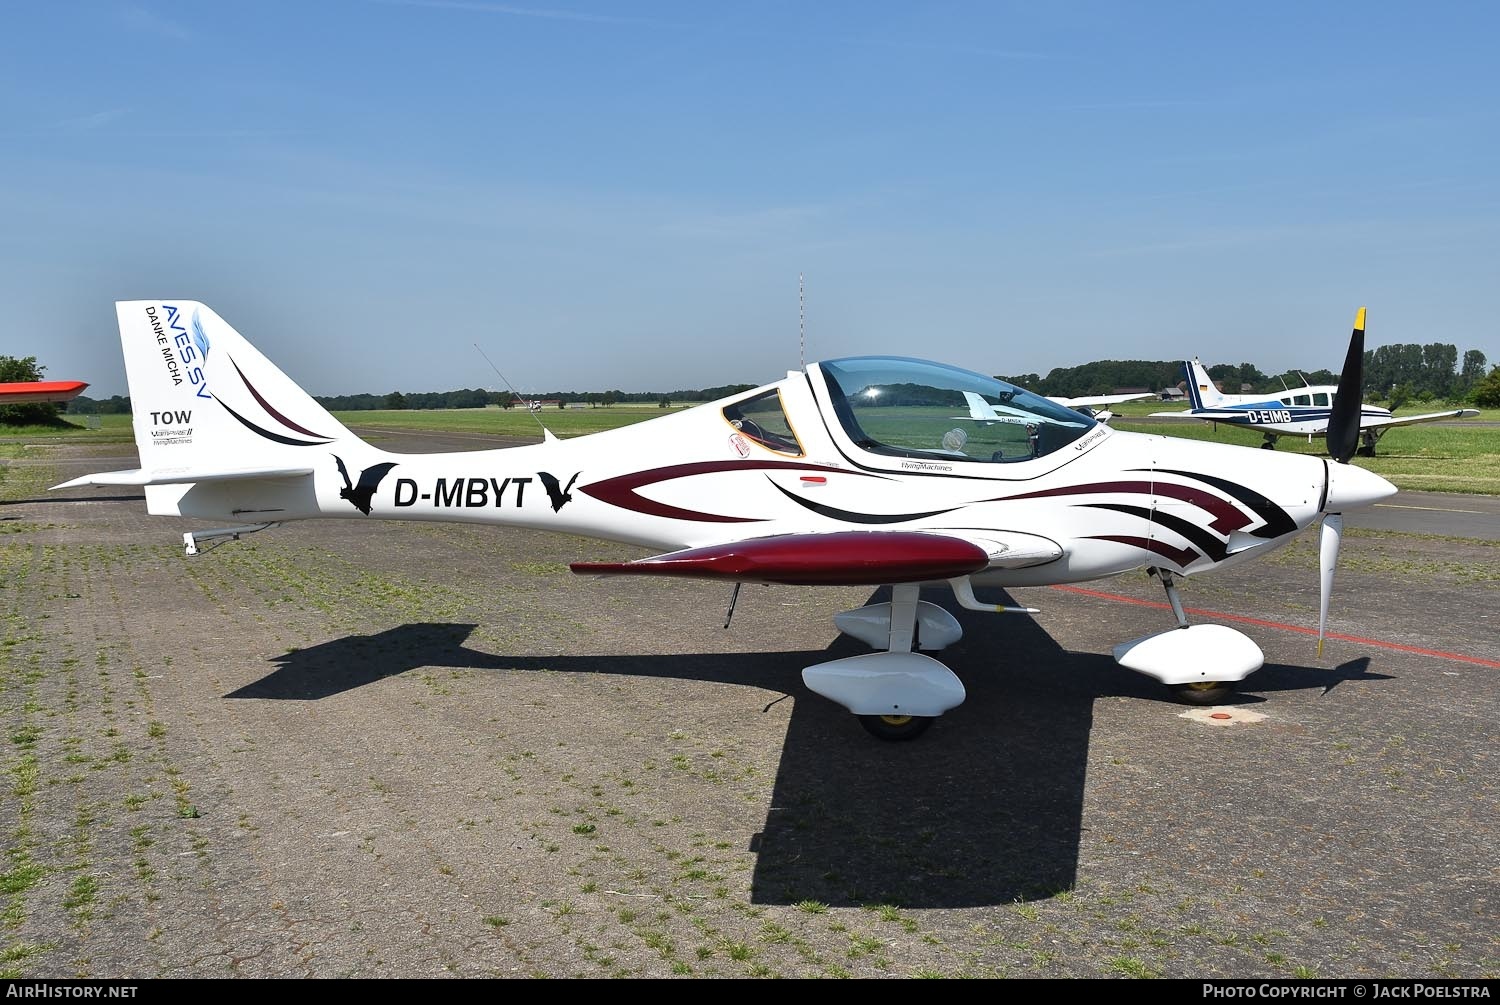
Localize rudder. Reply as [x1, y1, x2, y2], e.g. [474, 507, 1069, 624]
[1183, 358, 1225, 409]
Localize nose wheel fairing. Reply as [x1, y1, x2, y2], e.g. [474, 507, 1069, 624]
[1111, 624, 1264, 687]
[1112, 569, 1263, 702]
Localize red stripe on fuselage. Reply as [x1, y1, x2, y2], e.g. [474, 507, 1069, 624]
[994, 480, 1250, 534]
[1085, 535, 1200, 568]
[580, 460, 879, 524]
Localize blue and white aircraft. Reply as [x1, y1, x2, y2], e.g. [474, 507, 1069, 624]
[1151, 308, 1478, 455]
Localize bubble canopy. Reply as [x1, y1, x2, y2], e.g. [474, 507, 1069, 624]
[814, 356, 1097, 464]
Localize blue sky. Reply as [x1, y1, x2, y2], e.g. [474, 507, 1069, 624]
[2, 1, 1496, 397]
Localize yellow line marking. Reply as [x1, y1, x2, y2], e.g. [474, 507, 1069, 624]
[1374, 503, 1488, 514]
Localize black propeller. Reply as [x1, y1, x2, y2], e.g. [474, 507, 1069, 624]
[1325, 307, 1366, 464]
[1318, 306, 1367, 655]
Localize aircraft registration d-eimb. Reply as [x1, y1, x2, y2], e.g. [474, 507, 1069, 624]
[1152, 309, 1479, 455]
[54, 301, 1396, 740]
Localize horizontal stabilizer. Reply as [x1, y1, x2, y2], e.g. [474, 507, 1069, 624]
[572, 531, 991, 586]
[1049, 391, 1153, 408]
[51, 465, 314, 490]
[1357, 408, 1480, 431]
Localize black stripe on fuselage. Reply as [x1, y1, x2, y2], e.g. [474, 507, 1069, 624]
[1081, 502, 1226, 562]
[1155, 468, 1296, 539]
[767, 479, 959, 525]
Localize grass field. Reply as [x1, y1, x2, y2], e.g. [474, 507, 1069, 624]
[4, 403, 1497, 495]
[335, 404, 702, 439]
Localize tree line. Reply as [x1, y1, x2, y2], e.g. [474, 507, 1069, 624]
[999, 342, 1492, 404]
[53, 381, 762, 419]
[315, 382, 758, 412]
[12, 340, 1500, 428]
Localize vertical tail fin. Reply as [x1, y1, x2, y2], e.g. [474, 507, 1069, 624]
[1183, 358, 1225, 410]
[116, 300, 357, 472]
[963, 390, 1000, 422]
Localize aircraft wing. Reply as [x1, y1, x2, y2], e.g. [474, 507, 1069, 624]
[1355, 408, 1480, 431]
[1142, 405, 1479, 437]
[572, 529, 1062, 586]
[1147, 408, 1225, 420]
[1049, 392, 1154, 408]
[0, 380, 89, 404]
[956, 390, 1027, 425]
[51, 465, 314, 490]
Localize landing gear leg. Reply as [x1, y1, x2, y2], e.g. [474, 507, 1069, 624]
[1357, 430, 1378, 457]
[1147, 569, 1237, 705]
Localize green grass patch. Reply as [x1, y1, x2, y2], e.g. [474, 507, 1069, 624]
[0, 863, 43, 896]
[0, 414, 134, 443]
[62, 874, 98, 912]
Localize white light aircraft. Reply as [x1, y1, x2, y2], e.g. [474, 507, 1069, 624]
[54, 301, 1397, 741]
[1151, 310, 1479, 455]
[963, 389, 1154, 428]
[1044, 390, 1155, 424]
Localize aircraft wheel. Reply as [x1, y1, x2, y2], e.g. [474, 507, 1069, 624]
[1169, 681, 1235, 706]
[1260, 441, 1275, 450]
[859, 714, 934, 742]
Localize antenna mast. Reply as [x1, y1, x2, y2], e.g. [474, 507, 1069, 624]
[474, 343, 552, 439]
[799, 272, 805, 369]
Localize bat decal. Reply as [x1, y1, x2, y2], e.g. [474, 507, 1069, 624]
[538, 471, 581, 513]
[333, 455, 398, 515]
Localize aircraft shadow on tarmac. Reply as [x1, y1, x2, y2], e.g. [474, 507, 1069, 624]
[228, 588, 1390, 909]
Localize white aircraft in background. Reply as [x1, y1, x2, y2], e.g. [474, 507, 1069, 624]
[1151, 309, 1479, 455]
[1044, 390, 1155, 423]
[54, 300, 1395, 741]
[962, 390, 1152, 428]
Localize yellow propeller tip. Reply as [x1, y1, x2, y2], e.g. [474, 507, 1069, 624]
[1353, 306, 1366, 331]
[1316, 638, 1325, 659]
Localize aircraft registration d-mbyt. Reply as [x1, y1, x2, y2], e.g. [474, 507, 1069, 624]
[55, 302, 1397, 741]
